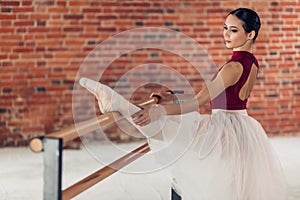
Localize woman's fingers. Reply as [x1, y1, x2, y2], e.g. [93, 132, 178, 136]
[131, 110, 144, 120]
[132, 110, 151, 126]
[136, 117, 150, 126]
[131, 104, 166, 126]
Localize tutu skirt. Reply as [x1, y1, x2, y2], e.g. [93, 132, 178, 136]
[150, 109, 288, 200]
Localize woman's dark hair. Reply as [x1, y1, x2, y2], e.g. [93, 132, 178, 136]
[229, 8, 261, 41]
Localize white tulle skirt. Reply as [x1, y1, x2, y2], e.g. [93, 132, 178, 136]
[156, 109, 288, 200]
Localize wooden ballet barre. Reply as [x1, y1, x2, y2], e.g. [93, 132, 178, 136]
[62, 143, 150, 200]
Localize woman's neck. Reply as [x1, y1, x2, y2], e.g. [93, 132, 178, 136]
[233, 40, 253, 53]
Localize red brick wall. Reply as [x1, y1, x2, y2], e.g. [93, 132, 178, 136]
[1, 0, 300, 146]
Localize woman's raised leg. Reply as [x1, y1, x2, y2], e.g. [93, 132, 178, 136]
[79, 77, 167, 138]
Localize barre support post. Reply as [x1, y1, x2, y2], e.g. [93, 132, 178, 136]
[43, 138, 63, 200]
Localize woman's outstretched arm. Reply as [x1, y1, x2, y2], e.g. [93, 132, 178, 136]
[132, 61, 243, 126]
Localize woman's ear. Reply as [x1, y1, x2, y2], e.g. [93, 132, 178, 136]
[248, 30, 256, 40]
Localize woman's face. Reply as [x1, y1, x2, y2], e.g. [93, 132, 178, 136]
[223, 14, 251, 50]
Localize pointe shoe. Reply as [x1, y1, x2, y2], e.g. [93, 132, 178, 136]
[79, 77, 140, 118]
[79, 77, 112, 114]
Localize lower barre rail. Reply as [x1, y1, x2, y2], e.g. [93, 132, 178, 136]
[62, 143, 150, 200]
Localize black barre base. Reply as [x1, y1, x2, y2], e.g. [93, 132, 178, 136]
[171, 188, 182, 200]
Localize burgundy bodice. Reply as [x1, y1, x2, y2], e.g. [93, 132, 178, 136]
[210, 51, 259, 110]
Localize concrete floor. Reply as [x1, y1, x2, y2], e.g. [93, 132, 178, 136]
[0, 136, 300, 200]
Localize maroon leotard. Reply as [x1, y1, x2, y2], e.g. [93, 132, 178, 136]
[210, 51, 259, 110]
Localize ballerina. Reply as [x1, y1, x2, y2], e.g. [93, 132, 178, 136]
[80, 8, 288, 200]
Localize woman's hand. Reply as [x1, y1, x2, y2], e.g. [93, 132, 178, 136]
[150, 91, 177, 104]
[131, 104, 166, 126]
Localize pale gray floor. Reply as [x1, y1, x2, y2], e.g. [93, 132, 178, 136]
[0, 136, 299, 200]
